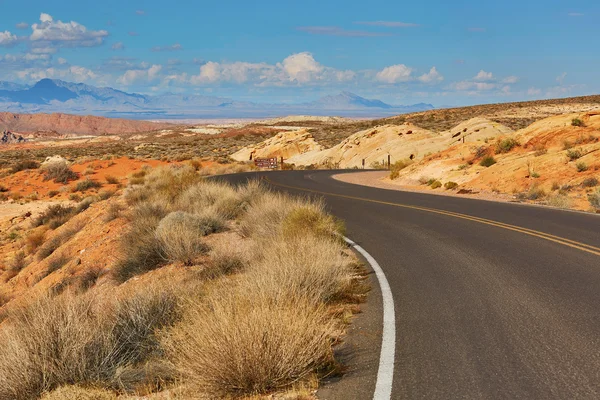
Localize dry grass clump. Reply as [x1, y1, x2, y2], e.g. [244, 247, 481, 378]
[43, 162, 79, 184]
[26, 230, 46, 253]
[588, 189, 600, 210]
[155, 212, 212, 265]
[33, 204, 76, 229]
[0, 285, 182, 400]
[247, 235, 351, 304]
[389, 159, 412, 180]
[10, 160, 40, 174]
[41, 385, 116, 400]
[37, 224, 82, 261]
[73, 178, 103, 193]
[163, 290, 336, 398]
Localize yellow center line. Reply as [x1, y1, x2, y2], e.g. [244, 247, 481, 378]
[264, 176, 600, 257]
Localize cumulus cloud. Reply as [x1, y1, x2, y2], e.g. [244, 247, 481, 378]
[30, 13, 108, 52]
[0, 31, 19, 47]
[190, 52, 354, 87]
[112, 42, 125, 50]
[418, 67, 444, 83]
[451, 81, 496, 91]
[297, 26, 390, 37]
[375, 64, 413, 83]
[17, 65, 97, 82]
[474, 70, 493, 81]
[118, 64, 163, 85]
[151, 43, 183, 52]
[501, 75, 518, 84]
[355, 21, 419, 27]
[527, 87, 541, 96]
[57, 57, 68, 65]
[16, 22, 30, 30]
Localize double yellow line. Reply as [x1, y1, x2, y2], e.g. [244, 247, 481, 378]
[264, 176, 600, 257]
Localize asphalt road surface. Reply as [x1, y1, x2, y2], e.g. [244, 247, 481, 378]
[220, 170, 600, 400]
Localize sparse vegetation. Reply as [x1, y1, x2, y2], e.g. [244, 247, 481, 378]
[33, 204, 76, 229]
[567, 148, 583, 160]
[444, 181, 459, 190]
[389, 159, 412, 180]
[571, 118, 584, 127]
[73, 178, 103, 192]
[480, 156, 497, 167]
[430, 180, 442, 189]
[582, 177, 599, 187]
[10, 160, 40, 174]
[589, 189, 600, 210]
[495, 138, 519, 154]
[105, 174, 119, 184]
[43, 162, 79, 184]
[576, 162, 588, 172]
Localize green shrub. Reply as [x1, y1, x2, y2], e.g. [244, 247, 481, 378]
[444, 181, 459, 190]
[430, 180, 442, 189]
[571, 118, 584, 127]
[495, 138, 519, 154]
[389, 159, 412, 180]
[73, 179, 102, 192]
[10, 160, 40, 174]
[567, 149, 583, 160]
[479, 156, 497, 167]
[576, 162, 588, 172]
[582, 177, 599, 187]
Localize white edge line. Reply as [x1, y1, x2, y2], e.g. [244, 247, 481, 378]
[344, 236, 395, 400]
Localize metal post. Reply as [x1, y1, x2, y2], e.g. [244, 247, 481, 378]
[362, 159, 365, 169]
[388, 154, 391, 170]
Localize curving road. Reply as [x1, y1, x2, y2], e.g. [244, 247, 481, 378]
[220, 170, 600, 399]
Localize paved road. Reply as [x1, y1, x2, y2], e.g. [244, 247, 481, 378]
[220, 170, 600, 399]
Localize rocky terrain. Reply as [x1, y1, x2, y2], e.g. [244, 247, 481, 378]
[0, 112, 172, 136]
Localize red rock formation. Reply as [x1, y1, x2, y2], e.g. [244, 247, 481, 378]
[0, 112, 172, 136]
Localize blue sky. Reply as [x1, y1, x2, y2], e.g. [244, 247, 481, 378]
[0, 0, 598, 106]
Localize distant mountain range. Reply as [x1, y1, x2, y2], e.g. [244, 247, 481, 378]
[0, 79, 434, 119]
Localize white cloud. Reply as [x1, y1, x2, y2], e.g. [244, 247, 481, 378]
[451, 81, 496, 91]
[297, 26, 391, 37]
[190, 52, 354, 87]
[568, 12, 584, 17]
[112, 42, 125, 50]
[375, 64, 413, 83]
[57, 57, 68, 65]
[556, 72, 567, 84]
[474, 70, 493, 81]
[527, 87, 541, 96]
[151, 43, 183, 52]
[16, 65, 97, 82]
[501, 76, 518, 84]
[16, 22, 30, 30]
[30, 13, 108, 50]
[418, 67, 444, 83]
[118, 65, 163, 85]
[135, 10, 146, 16]
[0, 31, 19, 47]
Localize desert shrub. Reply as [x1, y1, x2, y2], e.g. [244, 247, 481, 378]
[69, 193, 82, 202]
[155, 212, 211, 265]
[495, 138, 519, 154]
[125, 166, 200, 206]
[457, 164, 468, 170]
[444, 181, 459, 190]
[176, 181, 246, 220]
[547, 194, 572, 209]
[418, 176, 431, 185]
[0, 184, 8, 193]
[47, 254, 71, 274]
[389, 159, 412, 180]
[104, 203, 123, 222]
[98, 189, 115, 200]
[533, 144, 548, 157]
[75, 196, 97, 214]
[111, 202, 168, 282]
[576, 162, 588, 172]
[10, 160, 40, 174]
[47, 190, 59, 198]
[76, 267, 104, 292]
[164, 290, 335, 398]
[479, 156, 497, 167]
[430, 180, 442, 189]
[105, 175, 119, 184]
[567, 148, 583, 160]
[582, 177, 599, 187]
[26, 230, 46, 253]
[205, 241, 252, 279]
[73, 178, 103, 192]
[43, 162, 78, 184]
[589, 189, 600, 210]
[0, 286, 181, 400]
[472, 145, 488, 159]
[281, 204, 344, 240]
[571, 118, 584, 127]
[9, 251, 28, 272]
[551, 181, 560, 191]
[516, 185, 546, 201]
[33, 204, 76, 229]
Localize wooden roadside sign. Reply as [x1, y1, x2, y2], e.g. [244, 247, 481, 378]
[254, 157, 278, 169]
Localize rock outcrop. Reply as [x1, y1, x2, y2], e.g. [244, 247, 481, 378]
[1, 130, 26, 144]
[0, 112, 172, 136]
[231, 130, 324, 162]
